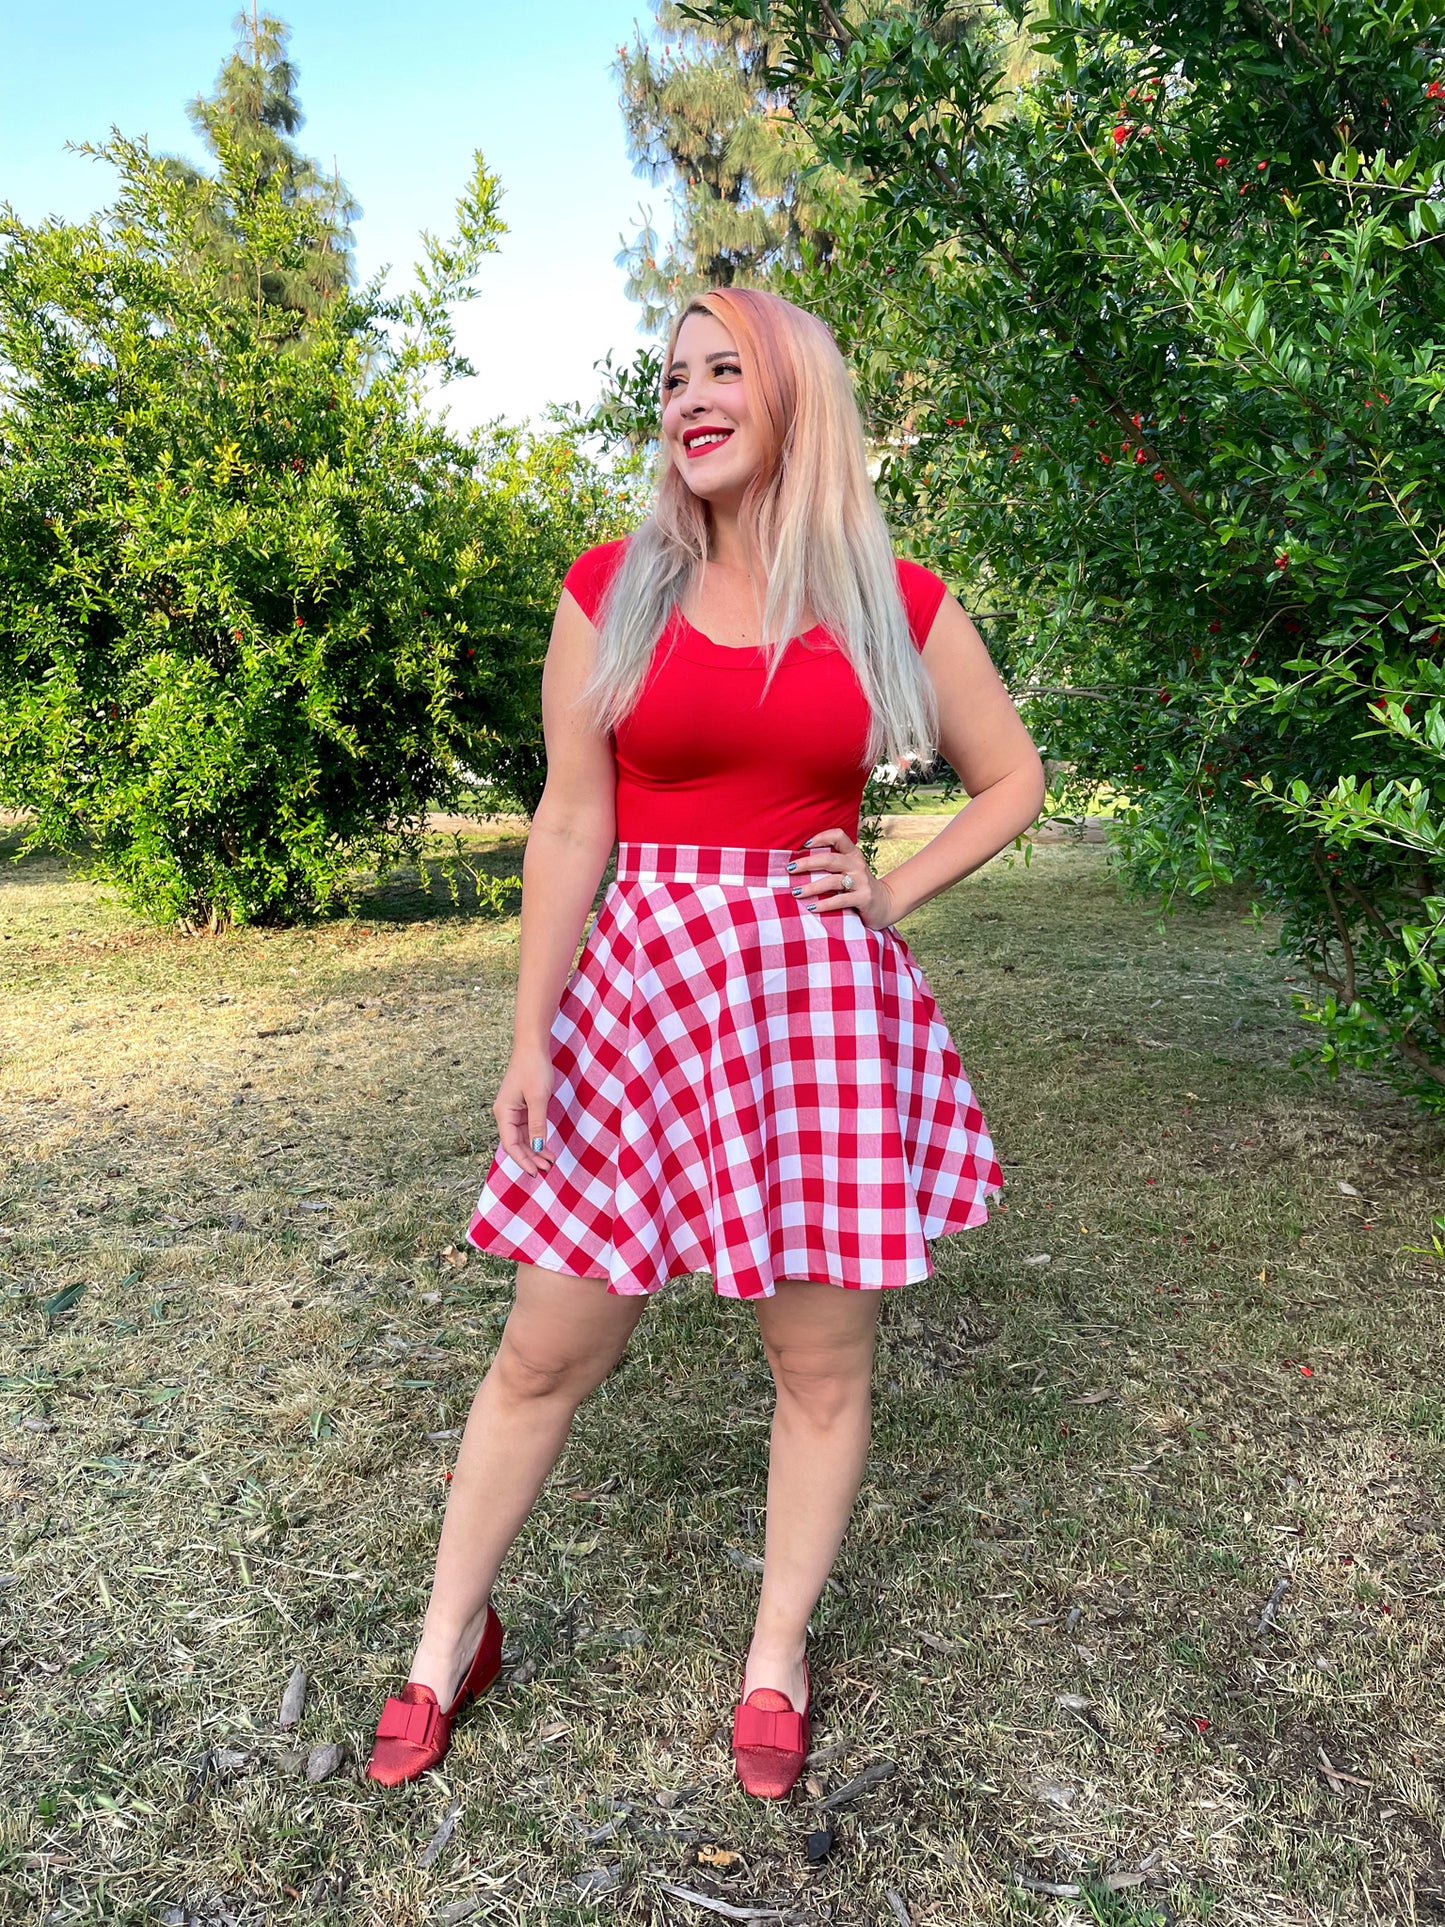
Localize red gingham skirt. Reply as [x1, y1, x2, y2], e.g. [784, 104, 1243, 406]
[465, 841, 1003, 1298]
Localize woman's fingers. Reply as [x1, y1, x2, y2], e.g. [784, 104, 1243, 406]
[496, 1090, 555, 1174]
[789, 830, 870, 912]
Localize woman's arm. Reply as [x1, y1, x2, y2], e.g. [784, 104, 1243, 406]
[879, 593, 1046, 924]
[494, 588, 617, 1176]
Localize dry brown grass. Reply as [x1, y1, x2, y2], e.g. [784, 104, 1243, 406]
[3, 827, 1443, 1927]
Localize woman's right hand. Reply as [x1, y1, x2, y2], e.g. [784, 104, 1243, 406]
[493, 1045, 557, 1177]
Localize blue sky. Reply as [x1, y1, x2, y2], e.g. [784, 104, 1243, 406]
[1, 0, 665, 429]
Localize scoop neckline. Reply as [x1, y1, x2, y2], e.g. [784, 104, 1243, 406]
[672, 611, 832, 664]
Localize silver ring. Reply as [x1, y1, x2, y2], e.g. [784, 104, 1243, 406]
[841, 873, 852, 891]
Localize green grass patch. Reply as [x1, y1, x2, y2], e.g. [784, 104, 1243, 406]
[2, 828, 1442, 1924]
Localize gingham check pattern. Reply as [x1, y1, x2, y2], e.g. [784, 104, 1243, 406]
[466, 842, 1003, 1299]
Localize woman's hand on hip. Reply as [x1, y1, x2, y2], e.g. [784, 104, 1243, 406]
[494, 1045, 556, 1175]
[787, 828, 896, 931]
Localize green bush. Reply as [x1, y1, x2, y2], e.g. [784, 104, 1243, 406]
[0, 131, 636, 928]
[701, 0, 1445, 1108]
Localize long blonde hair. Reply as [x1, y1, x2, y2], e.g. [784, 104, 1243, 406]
[578, 287, 939, 771]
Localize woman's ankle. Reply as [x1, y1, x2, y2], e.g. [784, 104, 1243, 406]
[410, 1599, 494, 1699]
[743, 1627, 808, 1705]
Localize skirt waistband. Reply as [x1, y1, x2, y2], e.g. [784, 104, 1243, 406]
[615, 841, 802, 888]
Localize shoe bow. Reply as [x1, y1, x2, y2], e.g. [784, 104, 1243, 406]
[732, 1698, 807, 1755]
[375, 1691, 442, 1750]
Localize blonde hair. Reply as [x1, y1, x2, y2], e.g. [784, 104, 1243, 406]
[577, 287, 939, 771]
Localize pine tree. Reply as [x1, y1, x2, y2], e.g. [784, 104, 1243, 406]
[615, 6, 852, 332]
[169, 9, 358, 325]
[615, 5, 1047, 331]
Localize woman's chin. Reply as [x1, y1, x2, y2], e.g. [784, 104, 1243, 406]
[677, 466, 752, 506]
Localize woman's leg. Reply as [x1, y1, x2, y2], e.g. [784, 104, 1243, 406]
[406, 1262, 648, 1705]
[744, 1281, 882, 1708]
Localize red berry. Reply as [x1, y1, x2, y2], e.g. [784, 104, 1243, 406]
[1208, 620, 1221, 633]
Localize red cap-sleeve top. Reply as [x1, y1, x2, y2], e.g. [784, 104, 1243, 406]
[562, 539, 948, 852]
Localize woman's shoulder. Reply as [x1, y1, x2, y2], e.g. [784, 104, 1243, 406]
[893, 557, 951, 652]
[562, 538, 631, 623]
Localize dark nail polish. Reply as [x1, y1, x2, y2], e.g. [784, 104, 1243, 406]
[786, 861, 796, 873]
[791, 887, 802, 897]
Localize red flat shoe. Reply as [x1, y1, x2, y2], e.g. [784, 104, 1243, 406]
[365, 1605, 504, 1787]
[732, 1661, 810, 1800]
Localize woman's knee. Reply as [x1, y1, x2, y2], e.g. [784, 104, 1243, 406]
[490, 1293, 638, 1405]
[766, 1337, 873, 1428]
[488, 1324, 613, 1405]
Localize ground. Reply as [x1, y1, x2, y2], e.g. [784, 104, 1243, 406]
[3, 827, 1443, 1927]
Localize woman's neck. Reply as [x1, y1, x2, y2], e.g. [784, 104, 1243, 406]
[706, 503, 757, 576]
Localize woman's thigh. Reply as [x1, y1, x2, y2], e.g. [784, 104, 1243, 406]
[497, 1262, 649, 1389]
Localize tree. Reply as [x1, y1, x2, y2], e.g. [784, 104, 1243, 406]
[171, 8, 358, 327]
[0, 122, 634, 930]
[600, 3, 1041, 423]
[698, 0, 1445, 1108]
[615, 3, 854, 332]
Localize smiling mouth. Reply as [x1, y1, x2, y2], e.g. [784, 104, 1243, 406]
[682, 427, 734, 459]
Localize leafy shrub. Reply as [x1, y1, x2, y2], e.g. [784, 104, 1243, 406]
[701, 0, 1445, 1108]
[0, 130, 637, 928]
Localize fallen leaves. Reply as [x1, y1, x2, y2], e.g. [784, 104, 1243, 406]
[304, 1742, 345, 1783]
[696, 1846, 743, 1870]
[418, 1800, 462, 1869]
[575, 1865, 621, 1897]
[277, 1663, 307, 1729]
[818, 1758, 897, 1810]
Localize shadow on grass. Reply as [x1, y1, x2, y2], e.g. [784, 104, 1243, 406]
[5, 839, 1445, 1923]
[345, 835, 529, 926]
[0, 822, 537, 931]
[0, 822, 71, 879]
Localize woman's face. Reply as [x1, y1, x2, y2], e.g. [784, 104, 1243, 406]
[660, 310, 764, 508]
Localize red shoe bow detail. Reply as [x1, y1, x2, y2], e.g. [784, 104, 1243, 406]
[732, 1699, 807, 1757]
[375, 1693, 441, 1750]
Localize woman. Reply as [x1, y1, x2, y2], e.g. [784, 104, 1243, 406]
[365, 288, 1045, 1798]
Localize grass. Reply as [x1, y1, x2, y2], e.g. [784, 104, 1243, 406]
[3, 826, 1444, 1927]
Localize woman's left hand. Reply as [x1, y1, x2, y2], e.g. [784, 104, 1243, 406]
[787, 828, 896, 931]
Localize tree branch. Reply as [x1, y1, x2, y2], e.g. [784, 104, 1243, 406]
[1311, 846, 1357, 1006]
